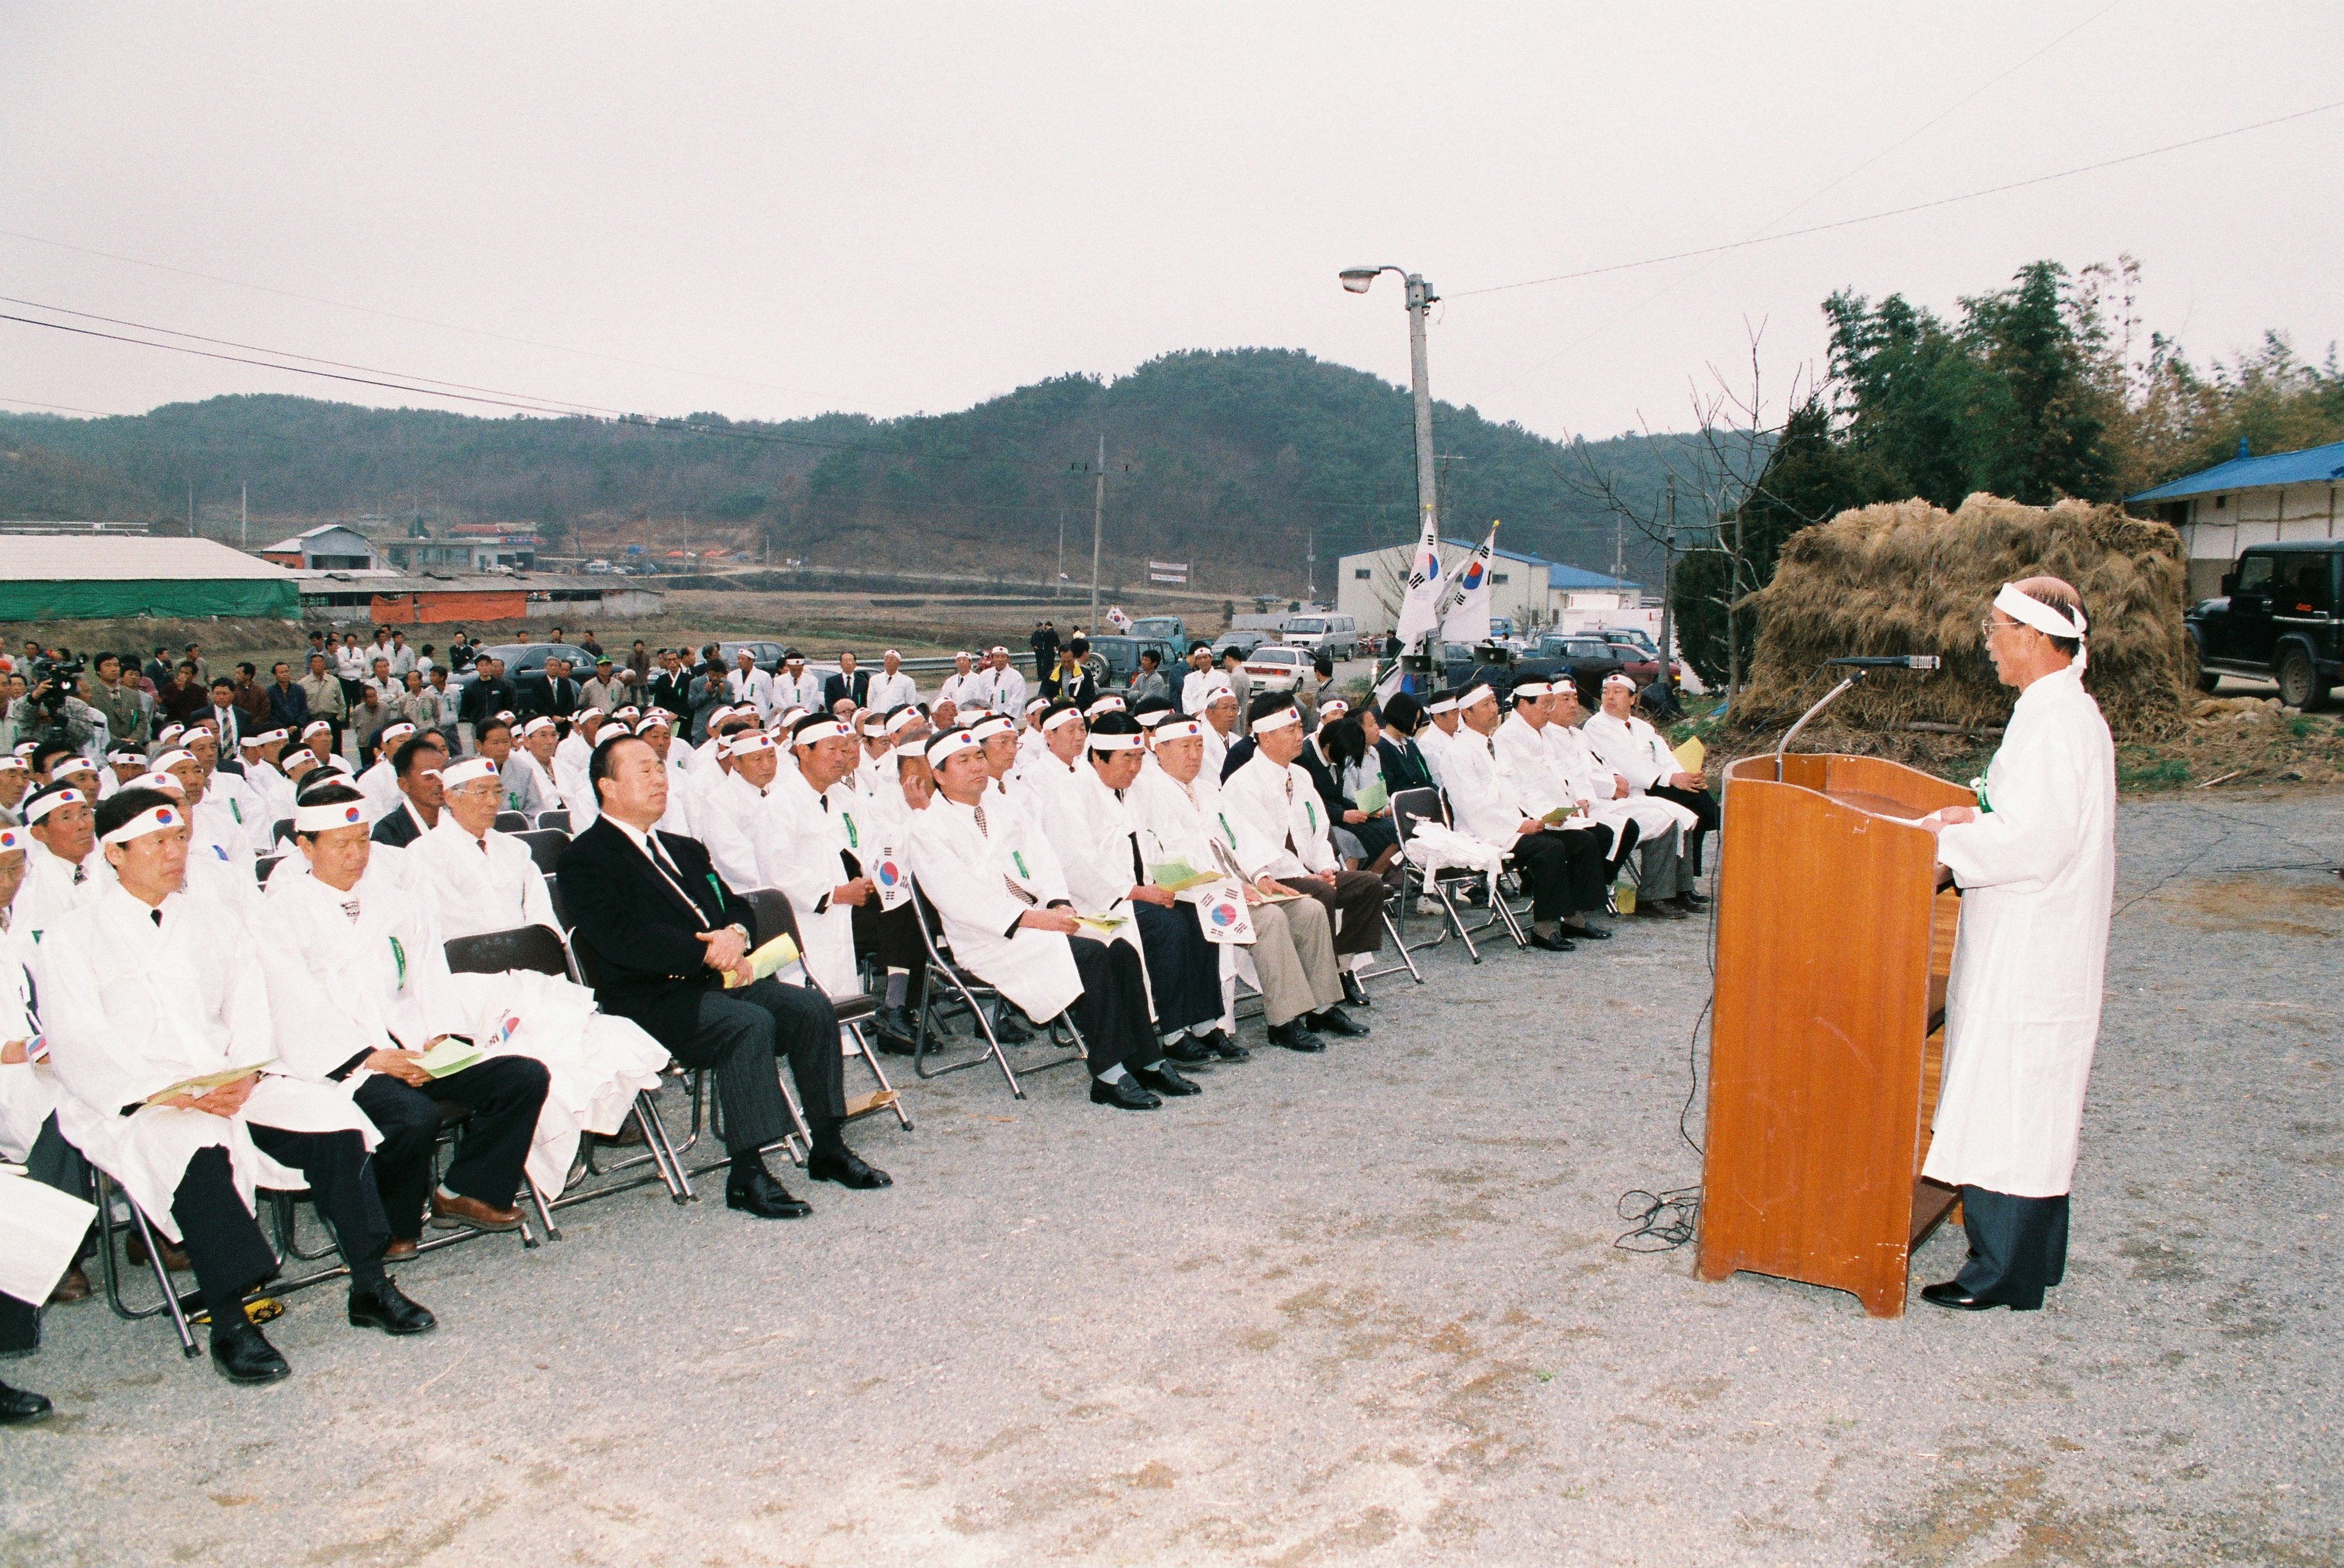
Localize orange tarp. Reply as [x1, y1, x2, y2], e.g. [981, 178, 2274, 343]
[370, 590, 529, 624]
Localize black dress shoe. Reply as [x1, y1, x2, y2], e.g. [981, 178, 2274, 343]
[873, 1003, 916, 1044]
[1160, 1034, 1216, 1066]
[0, 1379, 53, 1424]
[1090, 1075, 1162, 1110]
[1306, 1006, 1369, 1038]
[990, 1009, 1035, 1044]
[726, 1168, 814, 1218]
[1679, 889, 1711, 908]
[1528, 929, 1577, 952]
[210, 1317, 292, 1385]
[1133, 1062, 1201, 1097]
[806, 1147, 893, 1189]
[1341, 973, 1372, 1008]
[1559, 918, 1612, 941]
[349, 1279, 438, 1337]
[1267, 1019, 1326, 1051]
[1630, 902, 1688, 921]
[1204, 1029, 1250, 1062]
[1919, 1281, 2000, 1311]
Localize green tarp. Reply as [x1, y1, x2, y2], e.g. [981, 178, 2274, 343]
[0, 578, 301, 621]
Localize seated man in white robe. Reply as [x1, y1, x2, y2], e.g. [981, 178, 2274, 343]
[15, 783, 97, 941]
[237, 728, 296, 832]
[153, 745, 257, 872]
[0, 822, 91, 1306]
[353, 720, 417, 824]
[36, 786, 434, 1385]
[1582, 671, 1717, 887]
[1443, 684, 1613, 951]
[108, 769, 264, 918]
[906, 726, 1184, 1110]
[0, 751, 32, 824]
[102, 745, 149, 800]
[505, 717, 562, 821]
[1544, 683, 1699, 916]
[267, 782, 552, 1252]
[630, 708, 697, 838]
[1131, 717, 1359, 1053]
[1489, 683, 1626, 936]
[695, 729, 781, 893]
[551, 708, 607, 828]
[367, 731, 449, 851]
[410, 758, 671, 1150]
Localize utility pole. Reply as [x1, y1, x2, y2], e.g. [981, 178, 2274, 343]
[240, 482, 248, 549]
[186, 480, 194, 536]
[1306, 522, 1317, 604]
[1055, 510, 1066, 599]
[1402, 274, 1437, 538]
[1658, 476, 1678, 704]
[1089, 432, 1105, 632]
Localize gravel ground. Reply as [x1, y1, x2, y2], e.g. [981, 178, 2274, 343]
[6, 791, 2341, 1567]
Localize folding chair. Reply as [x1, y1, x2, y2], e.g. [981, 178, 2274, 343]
[534, 809, 572, 833]
[906, 888, 1086, 1098]
[446, 925, 692, 1214]
[565, 926, 804, 1185]
[1381, 786, 1525, 963]
[545, 873, 571, 932]
[742, 888, 911, 1133]
[253, 854, 280, 887]
[270, 816, 295, 847]
[513, 828, 569, 876]
[493, 810, 531, 833]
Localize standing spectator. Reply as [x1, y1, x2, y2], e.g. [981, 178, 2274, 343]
[1219, 646, 1252, 733]
[626, 638, 652, 682]
[445, 631, 476, 673]
[649, 649, 691, 718]
[181, 642, 209, 687]
[536, 657, 581, 721]
[413, 643, 438, 680]
[231, 663, 272, 735]
[387, 630, 415, 679]
[349, 680, 397, 766]
[581, 658, 623, 715]
[157, 660, 209, 728]
[415, 665, 459, 745]
[821, 652, 869, 713]
[265, 661, 310, 734]
[305, 628, 330, 670]
[334, 631, 368, 711]
[86, 653, 146, 748]
[577, 628, 604, 659]
[1029, 620, 1060, 682]
[459, 655, 517, 730]
[365, 655, 399, 708]
[143, 645, 173, 686]
[298, 652, 346, 755]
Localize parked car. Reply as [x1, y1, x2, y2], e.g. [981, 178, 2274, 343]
[454, 642, 596, 710]
[1241, 643, 1315, 693]
[1600, 636, 1680, 686]
[2185, 541, 2340, 709]
[1280, 614, 1361, 658]
[1440, 632, 1629, 707]
[1210, 628, 1267, 660]
[1128, 616, 1188, 648]
[1079, 635, 1182, 692]
[715, 639, 789, 676]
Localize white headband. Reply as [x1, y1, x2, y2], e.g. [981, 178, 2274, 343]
[1041, 707, 1086, 734]
[1135, 709, 1173, 729]
[156, 724, 185, 745]
[52, 757, 97, 778]
[1024, 696, 1051, 716]
[0, 755, 25, 773]
[253, 728, 288, 745]
[1153, 718, 1203, 741]
[1511, 681, 1551, 700]
[1252, 707, 1301, 734]
[127, 771, 183, 797]
[885, 707, 925, 736]
[151, 749, 196, 773]
[791, 719, 855, 746]
[25, 788, 86, 823]
[302, 720, 334, 740]
[1993, 583, 2088, 670]
[883, 648, 900, 660]
[1460, 683, 1496, 709]
[954, 651, 973, 662]
[575, 707, 604, 724]
[522, 716, 557, 736]
[378, 723, 416, 744]
[1084, 696, 1126, 718]
[1601, 672, 1637, 691]
[108, 746, 149, 764]
[967, 716, 1014, 743]
[860, 717, 891, 737]
[987, 645, 1008, 656]
[440, 757, 501, 790]
[1089, 733, 1144, 753]
[724, 732, 777, 759]
[927, 730, 981, 766]
[634, 713, 672, 733]
[1318, 698, 1350, 717]
[1425, 695, 1459, 715]
[295, 799, 369, 834]
[100, 802, 183, 846]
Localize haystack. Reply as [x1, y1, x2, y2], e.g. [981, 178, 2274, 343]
[1737, 493, 2193, 739]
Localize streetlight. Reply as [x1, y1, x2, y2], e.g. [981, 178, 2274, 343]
[1340, 264, 1440, 614]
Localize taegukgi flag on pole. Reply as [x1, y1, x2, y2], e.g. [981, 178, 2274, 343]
[1437, 520, 1501, 645]
[1392, 504, 1444, 650]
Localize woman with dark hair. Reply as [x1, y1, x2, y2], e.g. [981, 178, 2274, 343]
[1306, 715, 1398, 873]
[1374, 696, 1438, 799]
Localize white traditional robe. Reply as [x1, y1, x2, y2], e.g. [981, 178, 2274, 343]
[866, 669, 918, 713]
[652, 751, 695, 839]
[406, 818, 670, 1154]
[553, 731, 601, 829]
[187, 790, 258, 870]
[1581, 709, 1684, 795]
[726, 665, 777, 718]
[34, 883, 377, 1240]
[1543, 719, 1696, 840]
[752, 764, 869, 996]
[14, 842, 95, 942]
[1924, 664, 2117, 1197]
[1220, 752, 1339, 878]
[979, 665, 1029, 718]
[905, 792, 1082, 1021]
[0, 923, 57, 1162]
[241, 757, 295, 832]
[355, 757, 404, 824]
[693, 767, 769, 893]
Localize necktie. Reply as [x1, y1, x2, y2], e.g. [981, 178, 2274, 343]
[341, 896, 361, 924]
[73, 865, 86, 885]
[1282, 773, 1297, 854]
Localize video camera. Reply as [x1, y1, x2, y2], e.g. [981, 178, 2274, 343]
[26, 655, 84, 715]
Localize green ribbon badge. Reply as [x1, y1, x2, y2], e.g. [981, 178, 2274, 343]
[705, 872, 724, 905]
[1217, 811, 1237, 848]
[230, 799, 243, 823]
[843, 812, 860, 850]
[389, 935, 406, 986]
[1012, 850, 1030, 880]
[1305, 801, 1318, 833]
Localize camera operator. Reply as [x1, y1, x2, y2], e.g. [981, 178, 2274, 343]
[8, 660, 105, 759]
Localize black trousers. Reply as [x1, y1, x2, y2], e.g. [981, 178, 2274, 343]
[1508, 826, 1613, 921]
[1277, 869, 1388, 957]
[1646, 783, 1718, 876]
[1064, 935, 1153, 1077]
[682, 977, 844, 1155]
[851, 897, 927, 979]
[170, 1127, 390, 1322]
[354, 1056, 551, 1239]
[1954, 1186, 2070, 1310]
[1130, 902, 1222, 1035]
[0, 1290, 34, 1354]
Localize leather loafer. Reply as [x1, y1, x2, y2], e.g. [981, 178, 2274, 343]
[210, 1317, 292, 1385]
[1919, 1281, 2000, 1311]
[990, 1009, 1035, 1044]
[383, 1238, 420, 1262]
[47, 1264, 90, 1304]
[1204, 1030, 1251, 1062]
[872, 1003, 916, 1045]
[127, 1230, 191, 1272]
[1089, 1076, 1161, 1110]
[1528, 929, 1577, 952]
[1631, 902, 1688, 921]
[1559, 919, 1612, 941]
[726, 1169, 813, 1218]
[430, 1191, 522, 1233]
[1266, 1019, 1326, 1052]
[0, 1379, 53, 1424]
[349, 1280, 438, 1337]
[1307, 1007, 1369, 1038]
[1160, 1034, 1216, 1066]
[1679, 889, 1711, 908]
[1133, 1063, 1201, 1097]
[1341, 973, 1372, 1008]
[806, 1148, 892, 1189]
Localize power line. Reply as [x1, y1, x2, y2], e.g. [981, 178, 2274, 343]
[1457, 97, 2344, 300]
[0, 392, 131, 417]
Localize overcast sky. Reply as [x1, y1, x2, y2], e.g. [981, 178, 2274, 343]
[3, 2, 2337, 445]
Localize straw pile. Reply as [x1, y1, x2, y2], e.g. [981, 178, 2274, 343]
[1737, 493, 2193, 739]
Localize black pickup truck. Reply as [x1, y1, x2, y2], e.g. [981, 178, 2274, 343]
[2185, 541, 2341, 710]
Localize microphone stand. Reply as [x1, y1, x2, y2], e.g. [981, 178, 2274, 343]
[1775, 669, 1864, 781]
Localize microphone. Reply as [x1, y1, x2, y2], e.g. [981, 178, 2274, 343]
[1825, 655, 1941, 670]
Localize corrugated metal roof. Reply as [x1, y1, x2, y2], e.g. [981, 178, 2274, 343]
[0, 536, 296, 582]
[2127, 439, 2344, 502]
[1436, 538, 1638, 594]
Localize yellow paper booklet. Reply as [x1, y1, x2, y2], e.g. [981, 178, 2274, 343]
[1672, 735, 1706, 774]
[144, 1064, 270, 1107]
[721, 932, 800, 989]
[418, 1037, 484, 1078]
[1147, 859, 1222, 894]
[1540, 804, 1580, 825]
[1074, 914, 1128, 936]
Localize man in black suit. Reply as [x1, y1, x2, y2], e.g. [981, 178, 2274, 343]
[820, 652, 869, 715]
[460, 655, 518, 730]
[535, 657, 581, 722]
[558, 733, 889, 1217]
[369, 733, 447, 849]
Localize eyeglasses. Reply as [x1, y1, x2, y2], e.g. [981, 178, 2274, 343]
[1979, 617, 2019, 638]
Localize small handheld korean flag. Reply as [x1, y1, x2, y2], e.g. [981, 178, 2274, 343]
[1437, 520, 1501, 645]
[871, 846, 913, 910]
[1196, 880, 1256, 946]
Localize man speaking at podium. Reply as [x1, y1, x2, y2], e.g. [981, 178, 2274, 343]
[1917, 577, 2115, 1312]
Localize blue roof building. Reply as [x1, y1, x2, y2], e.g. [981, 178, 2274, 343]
[1333, 535, 1641, 635]
[2127, 438, 2344, 601]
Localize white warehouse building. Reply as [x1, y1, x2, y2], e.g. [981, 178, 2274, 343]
[2128, 437, 2344, 602]
[1334, 538, 1641, 637]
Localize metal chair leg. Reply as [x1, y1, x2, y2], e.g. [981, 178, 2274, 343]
[843, 1021, 913, 1131]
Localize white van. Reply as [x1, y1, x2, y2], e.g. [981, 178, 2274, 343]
[1280, 614, 1359, 657]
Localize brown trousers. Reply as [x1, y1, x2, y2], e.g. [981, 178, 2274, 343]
[1276, 868, 1388, 957]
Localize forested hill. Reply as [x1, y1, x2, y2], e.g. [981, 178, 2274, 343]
[0, 348, 1704, 592]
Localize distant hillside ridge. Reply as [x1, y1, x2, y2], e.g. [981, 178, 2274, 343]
[0, 348, 1706, 593]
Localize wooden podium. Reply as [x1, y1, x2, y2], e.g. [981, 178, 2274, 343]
[1695, 753, 1975, 1318]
